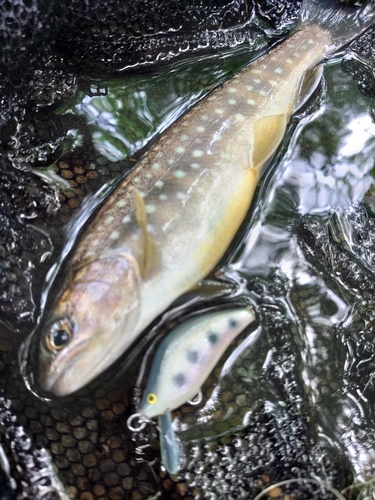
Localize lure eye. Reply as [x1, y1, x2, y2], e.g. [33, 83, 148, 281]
[146, 393, 157, 405]
[45, 320, 73, 352]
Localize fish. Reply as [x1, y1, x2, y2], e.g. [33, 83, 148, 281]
[137, 306, 256, 473]
[34, 0, 375, 396]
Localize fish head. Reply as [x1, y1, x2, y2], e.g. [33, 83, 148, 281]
[38, 251, 141, 396]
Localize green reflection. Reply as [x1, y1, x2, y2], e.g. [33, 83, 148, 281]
[57, 45, 266, 161]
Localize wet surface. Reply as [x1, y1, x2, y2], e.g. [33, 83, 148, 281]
[2, 2, 375, 499]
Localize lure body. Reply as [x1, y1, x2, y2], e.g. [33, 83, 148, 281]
[139, 307, 255, 419]
[36, 1, 375, 396]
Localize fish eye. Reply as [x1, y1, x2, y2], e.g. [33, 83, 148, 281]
[45, 320, 73, 352]
[146, 393, 157, 405]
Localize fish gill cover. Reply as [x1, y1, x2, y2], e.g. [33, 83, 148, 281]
[1, 0, 375, 499]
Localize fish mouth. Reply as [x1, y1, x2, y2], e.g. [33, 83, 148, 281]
[40, 335, 125, 397]
[39, 337, 91, 396]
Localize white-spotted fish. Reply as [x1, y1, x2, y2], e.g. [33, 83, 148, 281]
[138, 306, 255, 473]
[36, 0, 375, 396]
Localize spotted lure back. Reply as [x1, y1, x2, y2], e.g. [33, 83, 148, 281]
[139, 306, 255, 419]
[35, 0, 375, 396]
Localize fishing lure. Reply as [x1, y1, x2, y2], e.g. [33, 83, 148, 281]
[131, 306, 255, 473]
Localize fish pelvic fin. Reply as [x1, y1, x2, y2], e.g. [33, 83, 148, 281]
[299, 0, 375, 54]
[251, 113, 288, 171]
[135, 189, 159, 279]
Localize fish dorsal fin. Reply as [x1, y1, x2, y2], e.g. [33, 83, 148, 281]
[158, 411, 180, 474]
[295, 64, 324, 111]
[252, 113, 288, 171]
[135, 189, 159, 279]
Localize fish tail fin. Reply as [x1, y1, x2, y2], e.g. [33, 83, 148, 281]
[300, 0, 375, 54]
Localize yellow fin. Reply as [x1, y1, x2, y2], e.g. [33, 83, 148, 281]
[135, 190, 159, 278]
[252, 113, 288, 171]
[295, 64, 323, 111]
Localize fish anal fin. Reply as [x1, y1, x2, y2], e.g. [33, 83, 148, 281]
[295, 64, 323, 111]
[135, 190, 159, 279]
[252, 113, 288, 171]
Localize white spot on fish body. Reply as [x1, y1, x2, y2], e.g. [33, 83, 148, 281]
[155, 180, 164, 188]
[308, 38, 315, 45]
[196, 125, 205, 132]
[109, 230, 120, 240]
[146, 205, 156, 214]
[245, 85, 253, 91]
[176, 192, 185, 200]
[105, 216, 115, 225]
[167, 159, 174, 165]
[122, 215, 131, 224]
[269, 80, 277, 87]
[152, 163, 161, 170]
[192, 150, 204, 157]
[286, 58, 293, 64]
[228, 99, 236, 105]
[253, 78, 261, 84]
[247, 98, 256, 105]
[159, 194, 168, 201]
[235, 114, 245, 121]
[175, 146, 185, 154]
[201, 115, 209, 121]
[174, 170, 186, 179]
[228, 87, 237, 93]
[274, 67, 283, 74]
[116, 199, 126, 209]
[146, 173, 153, 179]
[215, 108, 224, 115]
[258, 90, 267, 96]
[180, 134, 189, 141]
[190, 163, 200, 169]
[134, 177, 140, 183]
[293, 52, 300, 58]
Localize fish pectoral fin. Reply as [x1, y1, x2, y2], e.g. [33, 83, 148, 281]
[135, 189, 159, 279]
[251, 113, 288, 171]
[158, 411, 180, 475]
[295, 64, 324, 111]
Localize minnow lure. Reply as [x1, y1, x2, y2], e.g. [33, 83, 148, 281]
[136, 306, 255, 473]
[34, 0, 375, 396]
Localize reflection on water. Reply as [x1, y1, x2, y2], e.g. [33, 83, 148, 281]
[58, 49, 261, 161]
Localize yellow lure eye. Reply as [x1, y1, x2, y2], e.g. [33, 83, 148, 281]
[146, 393, 157, 405]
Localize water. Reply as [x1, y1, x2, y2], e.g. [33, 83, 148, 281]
[5, 35, 375, 500]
